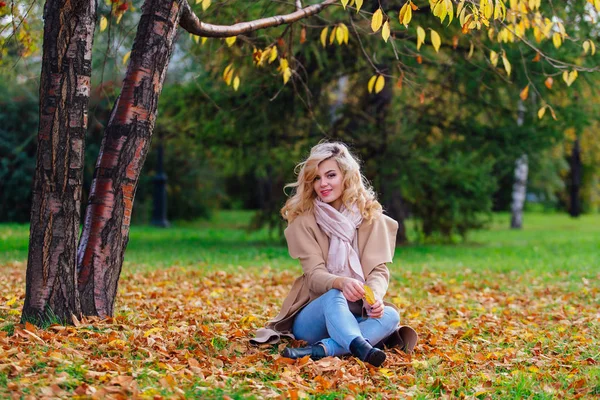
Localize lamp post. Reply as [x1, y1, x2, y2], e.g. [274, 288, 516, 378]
[151, 136, 169, 227]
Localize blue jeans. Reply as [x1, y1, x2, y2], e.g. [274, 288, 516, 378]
[292, 289, 400, 357]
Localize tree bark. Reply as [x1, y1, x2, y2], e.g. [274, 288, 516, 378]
[510, 101, 528, 229]
[77, 0, 183, 317]
[569, 136, 582, 217]
[510, 154, 528, 229]
[21, 0, 96, 325]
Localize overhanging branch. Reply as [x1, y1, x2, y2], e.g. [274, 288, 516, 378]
[180, 0, 337, 38]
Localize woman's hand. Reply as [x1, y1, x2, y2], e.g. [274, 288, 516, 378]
[340, 278, 365, 302]
[366, 299, 384, 319]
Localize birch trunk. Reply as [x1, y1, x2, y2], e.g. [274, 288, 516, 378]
[77, 0, 183, 317]
[21, 0, 96, 324]
[510, 101, 528, 229]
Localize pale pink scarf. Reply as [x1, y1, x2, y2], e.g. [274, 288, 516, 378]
[313, 199, 364, 281]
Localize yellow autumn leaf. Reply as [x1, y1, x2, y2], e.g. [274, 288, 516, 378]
[538, 106, 546, 119]
[122, 51, 131, 65]
[144, 327, 162, 337]
[502, 52, 511, 76]
[341, 0, 349, 9]
[355, 0, 363, 12]
[372, 8, 383, 32]
[336, 24, 344, 45]
[368, 75, 377, 93]
[552, 33, 562, 49]
[283, 68, 292, 84]
[192, 35, 199, 44]
[340, 23, 349, 45]
[468, 41, 474, 59]
[223, 63, 233, 81]
[320, 27, 328, 48]
[563, 70, 578, 86]
[382, 21, 391, 42]
[519, 84, 529, 101]
[481, 0, 493, 20]
[202, 0, 211, 10]
[490, 50, 498, 67]
[269, 46, 278, 63]
[233, 75, 240, 91]
[399, 2, 412, 27]
[364, 284, 376, 305]
[583, 40, 596, 56]
[6, 297, 17, 307]
[431, 29, 441, 52]
[417, 26, 426, 50]
[100, 16, 108, 32]
[329, 26, 337, 44]
[379, 368, 394, 377]
[223, 64, 234, 85]
[225, 36, 236, 47]
[445, 0, 454, 25]
[201, 37, 207, 45]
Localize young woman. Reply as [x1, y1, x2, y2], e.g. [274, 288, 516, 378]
[251, 142, 417, 366]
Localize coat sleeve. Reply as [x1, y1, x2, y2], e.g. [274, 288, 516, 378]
[284, 215, 338, 296]
[361, 214, 398, 300]
[365, 263, 390, 301]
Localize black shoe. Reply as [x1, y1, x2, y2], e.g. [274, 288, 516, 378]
[349, 337, 386, 367]
[281, 345, 326, 360]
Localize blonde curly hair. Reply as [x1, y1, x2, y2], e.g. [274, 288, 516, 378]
[281, 142, 382, 224]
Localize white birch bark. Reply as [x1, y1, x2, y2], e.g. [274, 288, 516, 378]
[510, 101, 528, 229]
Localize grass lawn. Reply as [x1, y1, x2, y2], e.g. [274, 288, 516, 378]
[0, 211, 599, 398]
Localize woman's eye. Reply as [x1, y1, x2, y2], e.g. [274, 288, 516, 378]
[327, 174, 336, 179]
[314, 177, 321, 181]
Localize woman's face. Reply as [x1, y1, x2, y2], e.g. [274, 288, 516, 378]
[313, 158, 344, 210]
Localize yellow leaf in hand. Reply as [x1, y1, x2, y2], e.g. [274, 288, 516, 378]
[364, 284, 376, 305]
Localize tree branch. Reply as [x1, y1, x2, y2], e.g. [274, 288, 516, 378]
[180, 0, 337, 38]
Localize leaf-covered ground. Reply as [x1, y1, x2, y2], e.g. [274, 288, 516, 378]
[1, 260, 599, 399]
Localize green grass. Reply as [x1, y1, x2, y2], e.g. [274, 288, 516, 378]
[2, 211, 599, 283]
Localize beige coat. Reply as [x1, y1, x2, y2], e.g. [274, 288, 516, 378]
[251, 211, 418, 353]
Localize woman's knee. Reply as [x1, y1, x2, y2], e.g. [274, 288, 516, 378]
[322, 288, 345, 302]
[382, 306, 400, 332]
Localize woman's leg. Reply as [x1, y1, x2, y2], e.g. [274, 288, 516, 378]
[293, 291, 400, 358]
[323, 305, 400, 357]
[357, 306, 400, 346]
[292, 289, 362, 356]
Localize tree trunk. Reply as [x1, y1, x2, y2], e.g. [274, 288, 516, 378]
[569, 136, 582, 217]
[383, 184, 408, 244]
[510, 154, 528, 229]
[21, 0, 96, 325]
[510, 101, 528, 229]
[77, 0, 183, 317]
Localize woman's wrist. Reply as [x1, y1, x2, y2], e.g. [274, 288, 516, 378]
[333, 277, 347, 291]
